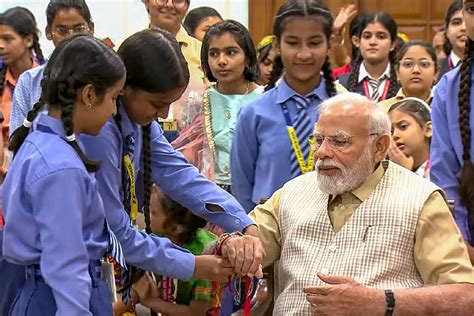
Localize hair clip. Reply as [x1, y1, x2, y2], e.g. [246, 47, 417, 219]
[22, 118, 32, 128]
[66, 134, 76, 142]
[257, 36, 273, 51]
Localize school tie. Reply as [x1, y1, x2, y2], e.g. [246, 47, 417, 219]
[367, 76, 386, 102]
[119, 133, 136, 305]
[290, 95, 313, 178]
[126, 134, 135, 161]
[105, 220, 127, 269]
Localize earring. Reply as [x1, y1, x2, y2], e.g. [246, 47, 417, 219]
[85, 103, 93, 110]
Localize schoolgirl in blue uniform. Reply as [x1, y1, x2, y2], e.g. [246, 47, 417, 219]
[79, 28, 263, 298]
[430, 0, 474, 262]
[3, 35, 126, 315]
[231, 0, 338, 212]
[3, 28, 263, 314]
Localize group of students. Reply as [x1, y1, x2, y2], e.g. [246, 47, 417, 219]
[0, 0, 474, 315]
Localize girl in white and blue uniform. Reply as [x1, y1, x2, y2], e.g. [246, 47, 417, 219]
[3, 35, 126, 315]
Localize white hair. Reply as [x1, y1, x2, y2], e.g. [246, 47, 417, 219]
[319, 92, 391, 135]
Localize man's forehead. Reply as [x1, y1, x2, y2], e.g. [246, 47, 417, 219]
[317, 109, 369, 134]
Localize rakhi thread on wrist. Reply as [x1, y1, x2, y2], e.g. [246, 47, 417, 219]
[161, 275, 175, 302]
[213, 232, 253, 316]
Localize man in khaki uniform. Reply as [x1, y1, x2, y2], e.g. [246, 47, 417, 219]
[250, 92, 474, 315]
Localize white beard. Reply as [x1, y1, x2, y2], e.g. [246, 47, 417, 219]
[316, 146, 374, 195]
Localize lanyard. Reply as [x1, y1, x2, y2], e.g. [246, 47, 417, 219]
[423, 160, 430, 178]
[448, 57, 453, 70]
[123, 154, 138, 224]
[362, 78, 391, 101]
[281, 102, 315, 174]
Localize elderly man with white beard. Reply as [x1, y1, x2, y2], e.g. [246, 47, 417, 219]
[248, 92, 474, 316]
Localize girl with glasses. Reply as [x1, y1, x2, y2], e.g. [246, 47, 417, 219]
[379, 40, 439, 112]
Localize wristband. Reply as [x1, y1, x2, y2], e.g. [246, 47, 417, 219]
[384, 289, 395, 316]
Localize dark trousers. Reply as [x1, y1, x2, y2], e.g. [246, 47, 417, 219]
[0, 230, 26, 316]
[9, 260, 113, 315]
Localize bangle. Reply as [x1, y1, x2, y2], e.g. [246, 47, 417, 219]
[384, 289, 395, 316]
[215, 232, 243, 255]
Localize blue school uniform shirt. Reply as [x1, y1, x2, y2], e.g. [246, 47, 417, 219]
[231, 78, 330, 212]
[9, 63, 45, 135]
[2, 113, 109, 315]
[430, 67, 474, 244]
[81, 104, 254, 280]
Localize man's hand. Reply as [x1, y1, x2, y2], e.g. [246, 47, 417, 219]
[221, 233, 265, 278]
[303, 273, 385, 315]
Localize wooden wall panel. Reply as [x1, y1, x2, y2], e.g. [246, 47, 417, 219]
[248, 0, 456, 58]
[375, 0, 427, 20]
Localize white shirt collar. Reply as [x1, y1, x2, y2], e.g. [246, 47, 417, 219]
[358, 62, 391, 83]
[449, 50, 461, 68]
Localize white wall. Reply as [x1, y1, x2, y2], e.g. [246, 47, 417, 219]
[0, 0, 248, 56]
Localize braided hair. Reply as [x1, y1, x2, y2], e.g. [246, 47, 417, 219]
[339, 12, 370, 88]
[116, 28, 189, 230]
[272, 0, 336, 97]
[443, 0, 463, 57]
[458, 38, 474, 229]
[9, 34, 125, 172]
[347, 12, 399, 99]
[0, 7, 45, 95]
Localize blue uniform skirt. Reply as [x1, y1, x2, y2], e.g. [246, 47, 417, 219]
[9, 260, 113, 316]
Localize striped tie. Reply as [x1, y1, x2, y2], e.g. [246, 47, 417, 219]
[290, 95, 313, 178]
[119, 134, 136, 305]
[105, 220, 126, 268]
[367, 77, 381, 101]
[367, 76, 388, 102]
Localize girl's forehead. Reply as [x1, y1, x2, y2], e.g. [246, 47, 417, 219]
[281, 15, 327, 34]
[363, 22, 389, 33]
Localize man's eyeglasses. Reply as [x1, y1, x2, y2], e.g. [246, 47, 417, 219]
[52, 25, 89, 37]
[311, 132, 380, 152]
[399, 59, 435, 70]
[154, 0, 187, 9]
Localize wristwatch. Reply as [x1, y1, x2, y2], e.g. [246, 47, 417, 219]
[384, 289, 395, 316]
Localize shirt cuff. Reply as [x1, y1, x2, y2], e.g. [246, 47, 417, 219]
[239, 215, 256, 232]
[168, 250, 195, 281]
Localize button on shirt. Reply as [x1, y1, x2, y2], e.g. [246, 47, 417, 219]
[2, 113, 109, 315]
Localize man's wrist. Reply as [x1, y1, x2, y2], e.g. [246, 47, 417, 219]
[243, 224, 259, 237]
[370, 289, 388, 315]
